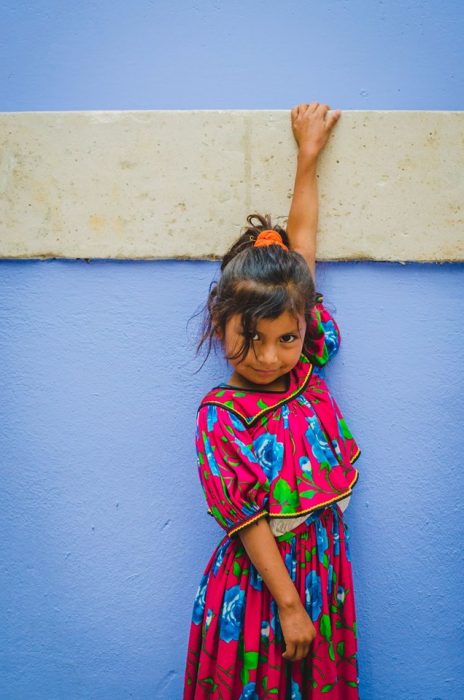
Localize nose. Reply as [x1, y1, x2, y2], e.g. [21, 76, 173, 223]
[255, 344, 279, 368]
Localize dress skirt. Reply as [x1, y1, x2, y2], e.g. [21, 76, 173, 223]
[183, 503, 360, 699]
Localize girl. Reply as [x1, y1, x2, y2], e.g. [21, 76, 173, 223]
[183, 103, 361, 699]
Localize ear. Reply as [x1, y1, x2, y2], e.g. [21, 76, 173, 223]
[213, 324, 223, 341]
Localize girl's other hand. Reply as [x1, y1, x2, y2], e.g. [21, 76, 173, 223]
[291, 102, 341, 160]
[279, 599, 317, 662]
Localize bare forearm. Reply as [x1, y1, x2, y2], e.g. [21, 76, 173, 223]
[238, 518, 300, 610]
[286, 152, 319, 282]
[239, 517, 317, 662]
[287, 103, 341, 283]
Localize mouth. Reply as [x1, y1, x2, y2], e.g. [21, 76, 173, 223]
[253, 368, 280, 375]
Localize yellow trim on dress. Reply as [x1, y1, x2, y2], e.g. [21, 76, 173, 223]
[228, 510, 269, 537]
[223, 468, 360, 536]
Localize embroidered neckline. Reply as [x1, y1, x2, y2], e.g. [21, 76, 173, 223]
[216, 371, 291, 394]
[200, 354, 314, 426]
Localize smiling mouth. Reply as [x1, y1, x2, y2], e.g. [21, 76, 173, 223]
[254, 368, 279, 374]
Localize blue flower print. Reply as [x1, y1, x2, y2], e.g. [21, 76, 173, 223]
[284, 550, 297, 583]
[296, 394, 311, 409]
[239, 682, 258, 700]
[331, 437, 343, 460]
[285, 540, 297, 582]
[315, 518, 329, 563]
[332, 514, 340, 557]
[337, 585, 346, 606]
[206, 405, 218, 432]
[249, 564, 263, 591]
[299, 456, 313, 478]
[242, 503, 262, 518]
[327, 564, 334, 595]
[234, 436, 261, 466]
[322, 319, 339, 359]
[281, 403, 290, 429]
[212, 540, 228, 576]
[344, 522, 351, 561]
[230, 411, 246, 432]
[291, 679, 302, 700]
[305, 570, 323, 621]
[205, 608, 213, 631]
[305, 415, 339, 468]
[253, 432, 284, 482]
[260, 620, 270, 641]
[270, 598, 283, 642]
[203, 434, 221, 477]
[219, 585, 245, 642]
[192, 572, 208, 625]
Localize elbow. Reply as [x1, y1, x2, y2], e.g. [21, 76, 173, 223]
[293, 248, 316, 283]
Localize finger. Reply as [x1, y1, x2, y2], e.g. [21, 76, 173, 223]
[326, 109, 342, 127]
[309, 101, 319, 112]
[282, 641, 296, 661]
[294, 643, 307, 661]
[293, 104, 304, 120]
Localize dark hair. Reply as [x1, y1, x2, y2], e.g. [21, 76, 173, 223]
[196, 213, 318, 366]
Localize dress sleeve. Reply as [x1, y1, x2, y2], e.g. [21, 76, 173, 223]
[195, 404, 270, 537]
[305, 292, 341, 367]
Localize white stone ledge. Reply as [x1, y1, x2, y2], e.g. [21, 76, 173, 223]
[0, 110, 462, 262]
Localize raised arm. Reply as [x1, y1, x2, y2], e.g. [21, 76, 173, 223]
[286, 102, 341, 284]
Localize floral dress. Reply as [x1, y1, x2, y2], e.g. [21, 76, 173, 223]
[183, 294, 361, 699]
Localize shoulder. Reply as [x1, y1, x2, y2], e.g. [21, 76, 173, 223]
[305, 292, 342, 366]
[198, 384, 256, 425]
[196, 398, 249, 436]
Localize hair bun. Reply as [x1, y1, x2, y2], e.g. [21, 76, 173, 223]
[253, 230, 289, 251]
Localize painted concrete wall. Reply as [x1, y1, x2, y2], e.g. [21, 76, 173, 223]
[1, 2, 463, 699]
[2, 110, 464, 262]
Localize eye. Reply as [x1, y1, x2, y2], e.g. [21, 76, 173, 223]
[240, 331, 260, 341]
[281, 334, 298, 343]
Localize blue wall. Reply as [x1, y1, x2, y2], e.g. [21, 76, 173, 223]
[1, 2, 463, 699]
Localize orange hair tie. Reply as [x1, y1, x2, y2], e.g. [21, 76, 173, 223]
[253, 230, 289, 251]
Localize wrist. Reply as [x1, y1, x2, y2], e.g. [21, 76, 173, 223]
[276, 592, 302, 612]
[297, 149, 319, 170]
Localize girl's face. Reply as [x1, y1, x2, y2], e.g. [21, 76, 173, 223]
[220, 309, 307, 390]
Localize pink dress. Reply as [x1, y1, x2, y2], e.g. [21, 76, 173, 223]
[183, 294, 361, 699]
